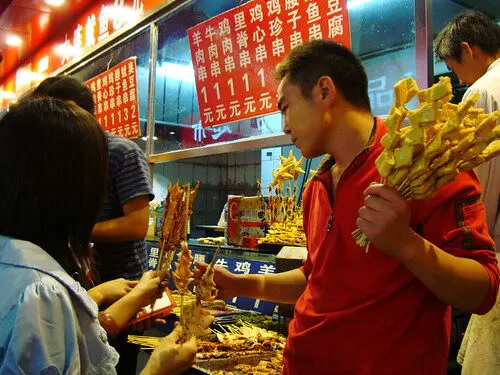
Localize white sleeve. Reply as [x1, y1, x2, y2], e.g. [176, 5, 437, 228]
[0, 281, 82, 374]
[464, 88, 500, 243]
[465, 87, 500, 113]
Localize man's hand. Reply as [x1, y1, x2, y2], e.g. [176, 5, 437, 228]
[357, 183, 418, 259]
[193, 261, 241, 300]
[88, 278, 138, 306]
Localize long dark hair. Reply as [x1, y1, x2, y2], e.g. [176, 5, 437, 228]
[34, 75, 95, 115]
[0, 97, 108, 286]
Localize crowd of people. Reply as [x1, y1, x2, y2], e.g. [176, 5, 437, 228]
[0, 9, 498, 375]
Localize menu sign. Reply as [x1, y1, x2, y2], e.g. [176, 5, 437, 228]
[188, 0, 351, 128]
[85, 57, 140, 138]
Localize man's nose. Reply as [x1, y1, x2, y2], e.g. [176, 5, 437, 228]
[282, 117, 290, 133]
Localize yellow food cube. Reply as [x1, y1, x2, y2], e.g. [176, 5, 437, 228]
[452, 133, 475, 155]
[430, 149, 452, 170]
[408, 155, 428, 180]
[482, 139, 500, 160]
[441, 115, 461, 137]
[424, 133, 443, 160]
[385, 105, 407, 133]
[411, 176, 435, 195]
[380, 132, 401, 149]
[435, 159, 458, 178]
[408, 103, 437, 125]
[404, 125, 425, 146]
[410, 170, 432, 187]
[394, 145, 414, 168]
[458, 92, 479, 116]
[394, 77, 419, 107]
[475, 112, 500, 138]
[417, 76, 452, 103]
[375, 149, 396, 178]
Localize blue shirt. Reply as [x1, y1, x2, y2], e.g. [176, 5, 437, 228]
[0, 236, 119, 374]
[95, 133, 154, 281]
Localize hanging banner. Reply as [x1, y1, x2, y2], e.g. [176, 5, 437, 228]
[85, 57, 140, 139]
[188, 0, 351, 128]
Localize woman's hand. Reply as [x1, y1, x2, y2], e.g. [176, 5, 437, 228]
[128, 271, 164, 308]
[88, 278, 138, 306]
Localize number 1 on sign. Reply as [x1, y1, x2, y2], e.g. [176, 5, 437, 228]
[228, 78, 235, 96]
[242, 73, 249, 92]
[214, 82, 221, 100]
[258, 68, 265, 87]
[201, 87, 208, 103]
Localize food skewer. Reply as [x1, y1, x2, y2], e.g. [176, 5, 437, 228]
[352, 76, 500, 249]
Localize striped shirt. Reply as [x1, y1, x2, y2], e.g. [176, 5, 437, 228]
[94, 133, 153, 282]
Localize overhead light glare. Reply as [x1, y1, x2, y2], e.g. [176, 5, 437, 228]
[347, 0, 373, 9]
[45, 0, 65, 6]
[105, 6, 138, 23]
[0, 91, 16, 100]
[54, 43, 82, 58]
[6, 35, 22, 46]
[158, 62, 195, 83]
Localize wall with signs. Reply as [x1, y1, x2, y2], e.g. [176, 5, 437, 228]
[152, 149, 262, 238]
[71, 29, 151, 149]
[187, 0, 350, 128]
[152, 3, 285, 155]
[85, 58, 141, 139]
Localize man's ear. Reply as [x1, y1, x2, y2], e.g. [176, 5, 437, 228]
[460, 42, 474, 60]
[318, 76, 336, 105]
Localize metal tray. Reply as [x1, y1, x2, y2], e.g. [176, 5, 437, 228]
[183, 353, 276, 375]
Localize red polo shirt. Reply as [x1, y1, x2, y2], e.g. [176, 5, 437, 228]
[283, 118, 499, 375]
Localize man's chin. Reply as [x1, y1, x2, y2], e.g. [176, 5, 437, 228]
[300, 148, 322, 159]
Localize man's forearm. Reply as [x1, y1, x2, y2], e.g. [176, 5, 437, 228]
[401, 231, 492, 312]
[92, 210, 148, 243]
[237, 268, 307, 304]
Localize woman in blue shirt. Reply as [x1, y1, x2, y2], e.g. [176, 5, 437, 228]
[0, 98, 195, 374]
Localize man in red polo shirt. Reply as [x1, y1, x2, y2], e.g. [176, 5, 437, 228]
[195, 40, 499, 374]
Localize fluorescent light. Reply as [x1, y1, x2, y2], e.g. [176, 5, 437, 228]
[347, 0, 373, 9]
[141, 136, 159, 141]
[6, 35, 22, 46]
[45, 0, 65, 6]
[159, 62, 195, 83]
[16, 70, 45, 83]
[169, 131, 175, 135]
[54, 43, 82, 58]
[0, 91, 16, 100]
[105, 6, 138, 23]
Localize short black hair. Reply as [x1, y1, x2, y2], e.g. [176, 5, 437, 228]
[435, 10, 500, 61]
[33, 75, 95, 115]
[0, 98, 108, 284]
[275, 39, 371, 112]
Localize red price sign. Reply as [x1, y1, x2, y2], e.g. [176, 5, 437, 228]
[188, 0, 351, 128]
[85, 57, 140, 139]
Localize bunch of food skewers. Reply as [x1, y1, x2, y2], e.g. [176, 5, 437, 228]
[353, 76, 500, 247]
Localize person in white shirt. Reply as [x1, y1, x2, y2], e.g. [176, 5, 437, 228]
[435, 10, 500, 374]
